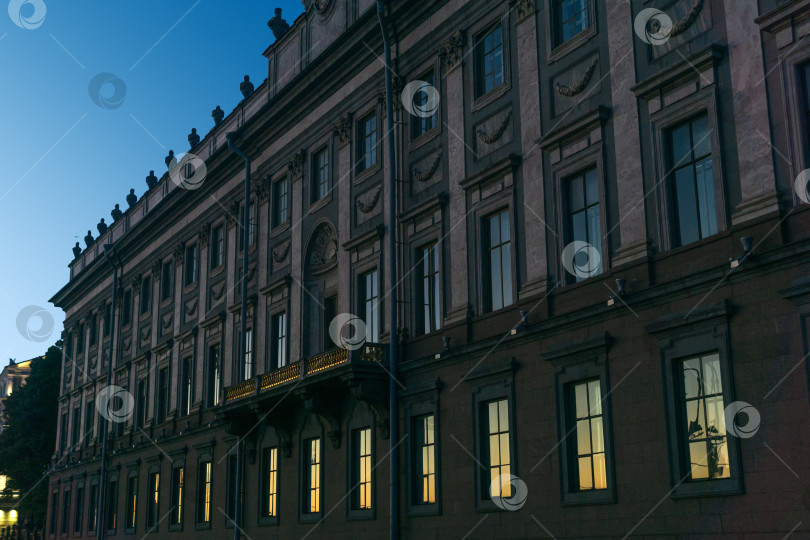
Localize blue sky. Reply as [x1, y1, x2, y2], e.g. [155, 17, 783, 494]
[0, 0, 302, 363]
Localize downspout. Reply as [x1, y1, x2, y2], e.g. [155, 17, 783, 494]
[98, 245, 119, 540]
[226, 132, 250, 540]
[377, 2, 399, 539]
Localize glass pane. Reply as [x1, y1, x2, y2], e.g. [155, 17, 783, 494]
[501, 244, 513, 307]
[488, 402, 498, 434]
[702, 354, 722, 394]
[571, 211, 587, 244]
[569, 176, 584, 212]
[578, 457, 593, 490]
[498, 400, 508, 431]
[593, 453, 607, 490]
[685, 400, 703, 440]
[490, 247, 503, 310]
[705, 396, 726, 437]
[671, 123, 692, 166]
[692, 116, 711, 157]
[585, 169, 599, 205]
[500, 210, 510, 242]
[689, 441, 709, 479]
[499, 433, 510, 465]
[682, 358, 701, 399]
[709, 439, 730, 479]
[675, 166, 699, 245]
[574, 383, 588, 419]
[588, 380, 602, 415]
[590, 417, 604, 453]
[587, 205, 602, 254]
[695, 158, 717, 238]
[489, 215, 500, 247]
[576, 419, 591, 455]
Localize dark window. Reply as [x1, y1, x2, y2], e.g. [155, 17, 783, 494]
[360, 270, 380, 343]
[418, 243, 441, 335]
[485, 209, 513, 311]
[303, 438, 321, 514]
[261, 447, 278, 518]
[474, 24, 504, 97]
[411, 72, 438, 138]
[170, 466, 184, 526]
[225, 453, 242, 524]
[553, 0, 590, 46]
[184, 244, 198, 286]
[125, 475, 137, 530]
[207, 345, 221, 407]
[146, 472, 159, 529]
[84, 401, 94, 441]
[567, 168, 603, 282]
[105, 479, 118, 532]
[481, 399, 511, 499]
[121, 289, 132, 326]
[50, 491, 58, 535]
[196, 461, 212, 524]
[60, 411, 68, 452]
[243, 328, 254, 380]
[322, 296, 337, 352]
[668, 115, 717, 246]
[239, 202, 256, 250]
[77, 322, 85, 354]
[65, 331, 73, 359]
[210, 225, 224, 269]
[139, 275, 152, 315]
[273, 179, 289, 227]
[272, 312, 288, 369]
[103, 303, 112, 337]
[88, 484, 98, 533]
[802, 62, 810, 148]
[313, 147, 330, 201]
[161, 261, 173, 301]
[569, 379, 607, 491]
[135, 379, 147, 429]
[180, 357, 193, 417]
[156, 367, 169, 424]
[357, 113, 378, 173]
[679, 353, 730, 481]
[71, 407, 81, 446]
[412, 414, 436, 505]
[351, 428, 373, 511]
[61, 490, 71, 535]
[89, 313, 98, 346]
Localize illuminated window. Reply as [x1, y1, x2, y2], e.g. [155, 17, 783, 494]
[303, 438, 321, 514]
[146, 472, 159, 529]
[196, 461, 212, 524]
[169, 466, 184, 527]
[570, 380, 607, 491]
[484, 400, 511, 499]
[261, 447, 278, 519]
[87, 484, 98, 533]
[352, 428, 372, 510]
[60, 490, 70, 535]
[413, 415, 436, 505]
[74, 486, 84, 534]
[125, 475, 137, 531]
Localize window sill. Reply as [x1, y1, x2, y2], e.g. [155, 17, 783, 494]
[409, 126, 441, 152]
[168, 524, 183, 532]
[299, 513, 321, 524]
[209, 265, 225, 279]
[269, 221, 291, 239]
[471, 82, 510, 113]
[309, 192, 332, 214]
[182, 282, 198, 294]
[547, 27, 596, 65]
[258, 516, 279, 526]
[670, 477, 743, 499]
[194, 522, 211, 530]
[160, 297, 173, 309]
[354, 161, 381, 185]
[406, 503, 441, 517]
[561, 489, 616, 506]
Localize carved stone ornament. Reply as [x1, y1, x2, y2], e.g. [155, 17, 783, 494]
[476, 110, 513, 144]
[287, 150, 304, 179]
[273, 241, 291, 263]
[667, 0, 705, 38]
[413, 151, 442, 183]
[439, 30, 465, 71]
[152, 260, 162, 279]
[306, 222, 339, 272]
[555, 58, 599, 97]
[173, 242, 185, 264]
[199, 223, 211, 247]
[161, 313, 173, 330]
[356, 185, 383, 214]
[304, 0, 335, 15]
[131, 275, 142, 291]
[184, 299, 198, 317]
[256, 175, 272, 203]
[333, 113, 353, 147]
[227, 200, 241, 227]
[514, 0, 536, 22]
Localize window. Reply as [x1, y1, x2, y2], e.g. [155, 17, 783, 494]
[313, 147, 330, 201]
[418, 243, 441, 335]
[273, 179, 289, 227]
[59, 411, 68, 452]
[667, 115, 717, 246]
[357, 113, 378, 173]
[360, 270, 380, 343]
[89, 313, 98, 346]
[140, 275, 152, 315]
[261, 448, 278, 519]
[210, 225, 224, 269]
[352, 428, 373, 511]
[570, 380, 606, 491]
[483, 399, 511, 500]
[156, 367, 169, 424]
[553, 0, 590, 47]
[77, 322, 85, 354]
[73, 485, 84, 534]
[84, 401, 94, 441]
[180, 357, 193, 417]
[65, 331, 73, 359]
[679, 353, 730, 481]
[184, 244, 198, 286]
[411, 72, 438, 138]
[61, 490, 71, 535]
[474, 24, 504, 97]
[196, 461, 212, 524]
[272, 312, 288, 369]
[207, 345, 221, 407]
[170, 466, 184, 527]
[121, 289, 132, 327]
[71, 406, 81, 446]
[485, 209, 513, 311]
[135, 379, 147, 429]
[146, 472, 159, 529]
[88, 484, 98, 533]
[225, 453, 241, 524]
[243, 328, 254, 380]
[103, 302, 112, 337]
[105, 479, 118, 532]
[125, 475, 137, 531]
[413, 415, 436, 505]
[161, 261, 173, 301]
[303, 438, 321, 514]
[239, 202, 256, 250]
[802, 62, 810, 146]
[566, 169, 602, 281]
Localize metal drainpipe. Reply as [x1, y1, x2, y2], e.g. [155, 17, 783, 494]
[98, 245, 119, 540]
[226, 132, 251, 540]
[377, 1, 399, 539]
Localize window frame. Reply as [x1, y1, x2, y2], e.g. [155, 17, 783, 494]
[272, 177, 291, 229]
[270, 310, 288, 370]
[779, 41, 810, 199]
[87, 480, 99, 534]
[210, 224, 225, 271]
[545, 0, 597, 63]
[160, 259, 174, 303]
[410, 69, 441, 142]
[311, 145, 332, 205]
[482, 208, 515, 313]
[124, 472, 138, 534]
[468, 12, 512, 112]
[104, 476, 118, 535]
[195, 458, 213, 529]
[139, 274, 152, 317]
[403, 381, 442, 517]
[145, 468, 160, 533]
[259, 445, 280, 526]
[358, 268, 381, 344]
[206, 342, 222, 408]
[473, 21, 506, 99]
[299, 415, 324, 523]
[355, 110, 380, 176]
[168, 454, 186, 532]
[184, 242, 198, 288]
[416, 241, 443, 336]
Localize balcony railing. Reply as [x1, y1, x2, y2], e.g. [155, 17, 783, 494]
[224, 343, 385, 404]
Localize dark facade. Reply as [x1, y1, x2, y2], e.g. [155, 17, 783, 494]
[48, 0, 810, 538]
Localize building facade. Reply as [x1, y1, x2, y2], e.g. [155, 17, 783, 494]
[48, 0, 810, 538]
[0, 357, 34, 530]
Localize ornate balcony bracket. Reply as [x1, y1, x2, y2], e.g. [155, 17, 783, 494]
[297, 389, 342, 448]
[348, 379, 390, 439]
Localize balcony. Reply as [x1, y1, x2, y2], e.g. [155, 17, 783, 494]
[223, 343, 386, 404]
